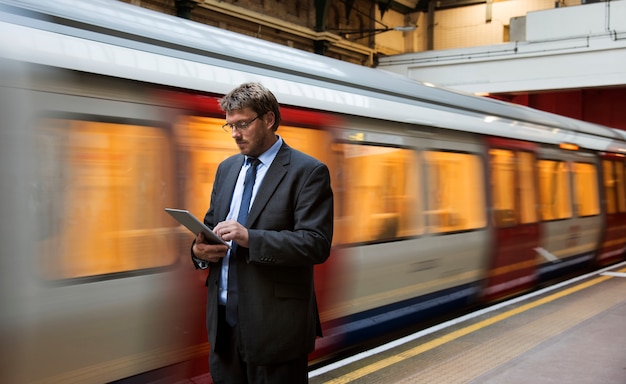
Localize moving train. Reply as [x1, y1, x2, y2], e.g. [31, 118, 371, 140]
[1, 0, 625, 382]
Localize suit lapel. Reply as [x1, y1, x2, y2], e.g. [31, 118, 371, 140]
[247, 144, 290, 226]
[218, 157, 245, 221]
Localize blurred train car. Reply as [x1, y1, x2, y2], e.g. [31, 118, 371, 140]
[1, 0, 626, 382]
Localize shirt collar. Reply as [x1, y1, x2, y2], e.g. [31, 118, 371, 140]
[246, 135, 282, 167]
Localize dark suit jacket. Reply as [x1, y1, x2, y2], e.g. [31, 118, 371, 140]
[197, 141, 333, 365]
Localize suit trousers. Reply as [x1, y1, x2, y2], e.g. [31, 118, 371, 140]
[210, 305, 309, 384]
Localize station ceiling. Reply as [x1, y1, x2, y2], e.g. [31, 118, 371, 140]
[375, 0, 491, 15]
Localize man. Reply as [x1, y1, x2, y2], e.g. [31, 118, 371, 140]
[191, 82, 333, 384]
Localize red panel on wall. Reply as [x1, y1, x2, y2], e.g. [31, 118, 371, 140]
[491, 87, 626, 131]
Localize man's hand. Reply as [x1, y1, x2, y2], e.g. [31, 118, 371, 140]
[213, 220, 250, 248]
[192, 232, 229, 263]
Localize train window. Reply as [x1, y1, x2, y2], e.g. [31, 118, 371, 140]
[333, 143, 421, 244]
[489, 150, 538, 227]
[34, 118, 177, 280]
[573, 162, 599, 217]
[603, 160, 617, 214]
[618, 163, 626, 212]
[175, 116, 239, 217]
[607, 160, 626, 213]
[424, 151, 486, 233]
[490, 149, 517, 227]
[537, 160, 572, 220]
[518, 152, 538, 224]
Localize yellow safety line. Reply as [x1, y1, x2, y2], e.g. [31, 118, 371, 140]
[323, 269, 625, 384]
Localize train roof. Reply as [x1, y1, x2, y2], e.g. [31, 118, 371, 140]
[1, 0, 626, 153]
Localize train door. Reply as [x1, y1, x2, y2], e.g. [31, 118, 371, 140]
[535, 146, 601, 282]
[483, 137, 540, 302]
[597, 153, 626, 266]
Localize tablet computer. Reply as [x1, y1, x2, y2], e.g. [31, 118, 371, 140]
[165, 208, 228, 246]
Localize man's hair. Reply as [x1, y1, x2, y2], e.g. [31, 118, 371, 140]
[219, 82, 281, 131]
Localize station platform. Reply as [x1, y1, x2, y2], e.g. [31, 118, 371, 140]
[308, 261, 626, 384]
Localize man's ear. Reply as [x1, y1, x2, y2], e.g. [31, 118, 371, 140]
[265, 111, 276, 129]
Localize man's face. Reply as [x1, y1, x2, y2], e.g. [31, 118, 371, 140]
[224, 107, 275, 157]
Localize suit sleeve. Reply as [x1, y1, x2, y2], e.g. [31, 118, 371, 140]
[190, 239, 209, 270]
[247, 161, 333, 267]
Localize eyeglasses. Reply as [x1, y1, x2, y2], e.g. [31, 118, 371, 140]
[222, 115, 260, 133]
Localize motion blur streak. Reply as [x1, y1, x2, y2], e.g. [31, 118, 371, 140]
[1, 1, 626, 383]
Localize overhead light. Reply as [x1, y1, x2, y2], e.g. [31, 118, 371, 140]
[328, 25, 417, 39]
[559, 142, 579, 151]
[392, 26, 417, 32]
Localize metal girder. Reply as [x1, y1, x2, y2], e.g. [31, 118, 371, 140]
[317, 1, 492, 26]
[315, 0, 330, 32]
[379, 0, 492, 14]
